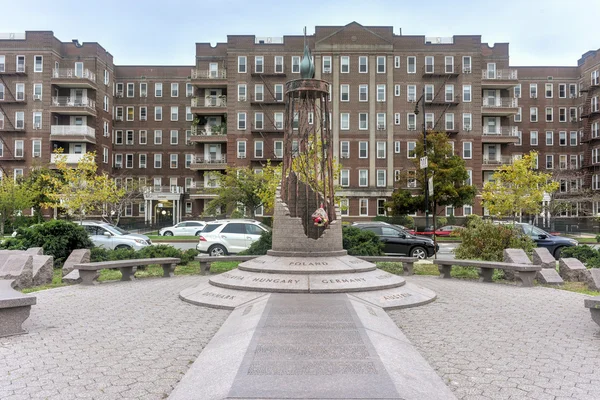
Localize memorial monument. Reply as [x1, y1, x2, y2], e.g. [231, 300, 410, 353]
[180, 32, 437, 311]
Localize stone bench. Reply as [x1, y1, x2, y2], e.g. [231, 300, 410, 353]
[73, 258, 181, 285]
[356, 256, 419, 276]
[0, 280, 37, 337]
[433, 259, 542, 287]
[584, 296, 600, 328]
[196, 255, 260, 274]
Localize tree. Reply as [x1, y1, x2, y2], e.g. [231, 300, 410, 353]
[204, 163, 280, 218]
[44, 151, 123, 221]
[0, 178, 36, 236]
[482, 151, 559, 221]
[102, 178, 142, 226]
[388, 132, 476, 230]
[22, 166, 61, 223]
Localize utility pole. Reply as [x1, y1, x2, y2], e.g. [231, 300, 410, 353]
[414, 87, 429, 231]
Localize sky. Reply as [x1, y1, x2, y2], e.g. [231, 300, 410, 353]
[1, 0, 597, 67]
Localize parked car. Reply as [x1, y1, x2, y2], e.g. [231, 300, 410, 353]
[159, 221, 206, 236]
[514, 223, 578, 259]
[351, 222, 438, 259]
[78, 221, 152, 251]
[434, 225, 463, 237]
[197, 219, 271, 256]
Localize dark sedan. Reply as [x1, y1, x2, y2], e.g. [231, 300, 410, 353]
[352, 222, 439, 259]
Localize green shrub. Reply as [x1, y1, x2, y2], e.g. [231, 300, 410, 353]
[454, 219, 535, 262]
[1, 220, 93, 267]
[561, 245, 600, 268]
[464, 214, 481, 228]
[240, 231, 272, 255]
[596, 234, 600, 243]
[436, 216, 448, 228]
[342, 226, 384, 256]
[89, 245, 198, 265]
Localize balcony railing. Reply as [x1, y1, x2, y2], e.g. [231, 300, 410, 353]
[191, 96, 227, 107]
[481, 69, 518, 80]
[193, 155, 227, 164]
[143, 186, 185, 195]
[482, 98, 518, 108]
[52, 68, 96, 83]
[50, 125, 96, 137]
[51, 96, 96, 110]
[482, 126, 518, 136]
[50, 153, 85, 164]
[191, 69, 227, 79]
[191, 125, 226, 136]
[482, 155, 514, 165]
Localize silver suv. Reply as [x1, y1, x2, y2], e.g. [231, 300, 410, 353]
[79, 221, 152, 251]
[197, 219, 271, 256]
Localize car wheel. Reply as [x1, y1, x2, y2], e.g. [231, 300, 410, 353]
[410, 246, 427, 259]
[553, 246, 564, 260]
[162, 231, 174, 236]
[209, 245, 228, 257]
[115, 245, 132, 250]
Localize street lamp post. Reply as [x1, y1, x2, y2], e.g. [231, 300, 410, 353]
[414, 87, 429, 231]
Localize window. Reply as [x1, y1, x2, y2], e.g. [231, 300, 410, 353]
[139, 154, 147, 169]
[127, 83, 134, 97]
[357, 113, 368, 130]
[32, 139, 41, 157]
[559, 131, 567, 146]
[341, 113, 350, 130]
[377, 170, 386, 187]
[377, 85, 385, 102]
[140, 83, 147, 97]
[154, 154, 162, 169]
[15, 111, 24, 129]
[425, 113, 434, 130]
[126, 106, 134, 121]
[114, 154, 123, 168]
[377, 113, 386, 130]
[425, 56, 434, 73]
[170, 154, 178, 169]
[359, 85, 368, 102]
[376, 141, 386, 158]
[359, 199, 368, 216]
[16, 56, 25, 73]
[407, 85, 416, 102]
[238, 112, 246, 130]
[254, 141, 264, 158]
[445, 113, 455, 131]
[569, 84, 577, 98]
[186, 83, 193, 97]
[394, 56, 400, 69]
[445, 85, 454, 102]
[545, 83, 553, 98]
[462, 56, 471, 73]
[238, 84, 247, 101]
[359, 170, 368, 187]
[445, 56, 454, 73]
[33, 112, 42, 129]
[103, 95, 108, 111]
[463, 85, 472, 102]
[407, 141, 416, 158]
[463, 142, 472, 159]
[124, 154, 133, 169]
[559, 155, 567, 170]
[530, 84, 537, 98]
[340, 141, 349, 158]
[139, 130, 147, 145]
[0, 83, 4, 100]
[405, 57, 417, 74]
[186, 106, 192, 121]
[340, 56, 349, 73]
[154, 130, 162, 145]
[559, 84, 566, 98]
[274, 84, 283, 101]
[254, 112, 264, 130]
[0, 55, 5, 72]
[394, 84, 401, 97]
[377, 56, 385, 73]
[15, 83, 24, 100]
[394, 141, 401, 154]
[340, 170, 349, 187]
[425, 84, 434, 102]
[255, 56, 264, 73]
[170, 130, 178, 145]
[274, 56, 284, 73]
[407, 113, 416, 130]
[514, 84, 521, 98]
[238, 56, 247, 73]
[559, 107, 566, 122]
[394, 113, 401, 125]
[170, 83, 179, 97]
[185, 154, 192, 168]
[546, 155, 554, 169]
[465, 170, 472, 186]
[155, 82, 162, 97]
[340, 84, 349, 101]
[340, 199, 349, 216]
[274, 112, 284, 129]
[515, 107, 522, 122]
[103, 121, 109, 136]
[546, 131, 553, 146]
[530, 107, 538, 122]
[530, 131, 538, 146]
[103, 147, 109, 164]
[274, 141, 283, 158]
[154, 106, 162, 121]
[126, 130, 134, 145]
[359, 56, 368, 73]
[359, 141, 368, 158]
[323, 56, 332, 73]
[237, 141, 246, 158]
[291, 56, 300, 73]
[34, 56, 43, 72]
[570, 131, 578, 146]
[515, 131, 522, 146]
[255, 84, 264, 102]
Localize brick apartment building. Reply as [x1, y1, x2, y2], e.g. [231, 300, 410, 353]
[0, 23, 599, 226]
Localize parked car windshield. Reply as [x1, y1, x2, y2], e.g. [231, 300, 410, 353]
[103, 224, 130, 236]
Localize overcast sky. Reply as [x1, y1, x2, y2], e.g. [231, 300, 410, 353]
[1, 0, 596, 67]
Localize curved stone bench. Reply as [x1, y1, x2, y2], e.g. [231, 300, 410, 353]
[0, 280, 37, 337]
[73, 258, 180, 285]
[433, 259, 541, 287]
[584, 296, 600, 328]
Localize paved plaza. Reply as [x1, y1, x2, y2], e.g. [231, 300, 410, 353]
[1, 274, 600, 399]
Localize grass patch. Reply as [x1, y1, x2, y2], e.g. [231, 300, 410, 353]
[21, 269, 67, 293]
[376, 262, 404, 275]
[543, 281, 600, 296]
[209, 261, 240, 274]
[566, 237, 598, 244]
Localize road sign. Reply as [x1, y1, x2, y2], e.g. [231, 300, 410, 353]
[420, 156, 428, 169]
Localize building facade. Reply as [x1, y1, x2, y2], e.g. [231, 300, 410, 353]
[0, 24, 599, 224]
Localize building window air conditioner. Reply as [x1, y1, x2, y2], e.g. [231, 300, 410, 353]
[463, 68, 471, 73]
[34, 123, 41, 129]
[377, 124, 385, 130]
[33, 95, 42, 101]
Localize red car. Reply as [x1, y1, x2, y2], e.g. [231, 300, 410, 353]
[433, 225, 463, 237]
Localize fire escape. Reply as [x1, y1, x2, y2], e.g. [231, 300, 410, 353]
[0, 61, 28, 176]
[421, 62, 461, 136]
[580, 73, 600, 191]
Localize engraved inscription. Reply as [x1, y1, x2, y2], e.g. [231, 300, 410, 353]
[202, 291, 236, 300]
[253, 278, 300, 284]
[320, 278, 366, 284]
[375, 274, 392, 280]
[222, 273, 244, 280]
[365, 306, 378, 317]
[382, 293, 413, 301]
[242, 304, 253, 316]
[289, 262, 329, 266]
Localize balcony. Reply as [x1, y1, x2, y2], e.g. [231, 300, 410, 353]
[189, 126, 228, 143]
[190, 69, 227, 87]
[50, 153, 85, 165]
[187, 183, 220, 199]
[143, 186, 184, 201]
[481, 98, 519, 116]
[52, 68, 97, 89]
[50, 125, 96, 144]
[482, 155, 514, 170]
[481, 69, 518, 89]
[190, 96, 227, 115]
[50, 96, 97, 116]
[481, 126, 519, 143]
[189, 155, 228, 170]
